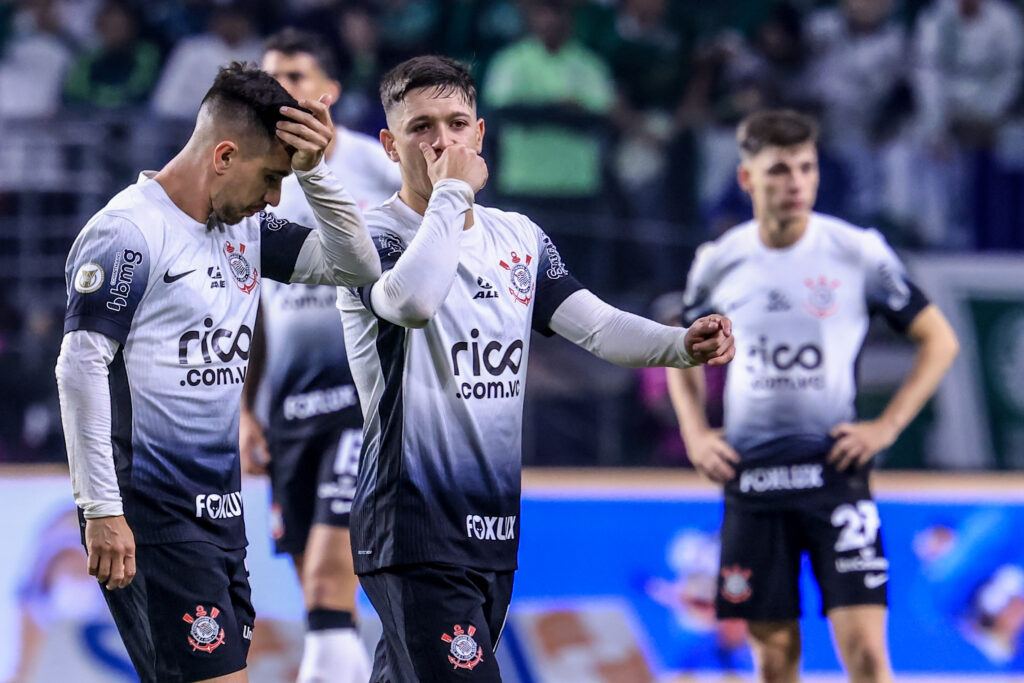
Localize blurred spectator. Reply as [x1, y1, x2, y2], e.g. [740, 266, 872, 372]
[681, 3, 818, 233]
[483, 0, 616, 200]
[333, 1, 390, 134]
[375, 0, 441, 62]
[581, 0, 692, 219]
[897, 0, 1024, 247]
[442, 0, 525, 67]
[62, 0, 160, 110]
[804, 0, 911, 227]
[0, 0, 74, 118]
[150, 3, 261, 119]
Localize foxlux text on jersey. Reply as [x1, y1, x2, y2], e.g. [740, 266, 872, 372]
[195, 492, 243, 519]
[466, 515, 517, 541]
[451, 329, 524, 401]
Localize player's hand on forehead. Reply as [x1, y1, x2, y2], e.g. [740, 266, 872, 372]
[277, 94, 335, 171]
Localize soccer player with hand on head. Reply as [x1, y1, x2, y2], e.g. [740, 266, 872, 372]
[338, 55, 734, 683]
[668, 110, 959, 683]
[56, 62, 379, 683]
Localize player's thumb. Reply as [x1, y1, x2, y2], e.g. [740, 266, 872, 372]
[419, 141, 438, 164]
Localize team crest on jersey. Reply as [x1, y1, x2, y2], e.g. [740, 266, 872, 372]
[720, 565, 753, 603]
[183, 605, 226, 653]
[73, 262, 105, 293]
[499, 251, 533, 305]
[223, 241, 259, 294]
[803, 276, 840, 318]
[441, 624, 484, 670]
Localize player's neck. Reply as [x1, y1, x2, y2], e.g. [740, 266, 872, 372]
[757, 213, 809, 249]
[153, 154, 214, 223]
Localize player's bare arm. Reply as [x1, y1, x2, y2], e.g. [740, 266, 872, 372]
[666, 365, 740, 483]
[828, 304, 959, 471]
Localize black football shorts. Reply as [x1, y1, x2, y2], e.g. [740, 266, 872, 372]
[716, 459, 888, 621]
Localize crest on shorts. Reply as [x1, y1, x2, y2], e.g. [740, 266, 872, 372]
[183, 605, 226, 653]
[720, 565, 753, 604]
[803, 276, 840, 318]
[441, 623, 484, 670]
[223, 241, 259, 294]
[499, 251, 533, 306]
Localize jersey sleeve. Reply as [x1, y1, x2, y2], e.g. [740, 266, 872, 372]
[861, 228, 930, 332]
[357, 230, 407, 314]
[258, 211, 313, 282]
[532, 229, 584, 336]
[681, 242, 720, 326]
[64, 216, 151, 346]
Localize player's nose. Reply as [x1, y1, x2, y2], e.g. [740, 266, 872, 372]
[265, 188, 281, 207]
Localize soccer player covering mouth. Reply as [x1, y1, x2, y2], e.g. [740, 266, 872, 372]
[667, 110, 960, 683]
[55, 62, 380, 683]
[338, 55, 735, 683]
[238, 28, 401, 683]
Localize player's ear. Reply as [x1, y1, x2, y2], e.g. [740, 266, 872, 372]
[380, 129, 399, 162]
[213, 141, 238, 175]
[474, 117, 485, 154]
[327, 79, 342, 105]
[736, 162, 752, 193]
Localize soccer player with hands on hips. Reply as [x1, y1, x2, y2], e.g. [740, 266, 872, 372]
[667, 110, 960, 683]
[56, 62, 379, 683]
[238, 28, 401, 683]
[338, 55, 734, 683]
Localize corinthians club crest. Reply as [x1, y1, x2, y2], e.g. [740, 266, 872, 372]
[183, 605, 226, 653]
[720, 565, 753, 604]
[441, 624, 484, 670]
[499, 251, 533, 306]
[223, 241, 259, 294]
[803, 276, 840, 318]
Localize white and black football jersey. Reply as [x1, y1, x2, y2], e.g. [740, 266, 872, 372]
[261, 127, 399, 439]
[682, 212, 929, 464]
[63, 174, 318, 547]
[339, 197, 582, 573]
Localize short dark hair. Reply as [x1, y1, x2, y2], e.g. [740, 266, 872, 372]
[737, 110, 819, 157]
[379, 55, 476, 117]
[263, 28, 339, 81]
[200, 61, 301, 145]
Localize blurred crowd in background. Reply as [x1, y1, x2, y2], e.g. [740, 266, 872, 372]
[3, 0, 1024, 467]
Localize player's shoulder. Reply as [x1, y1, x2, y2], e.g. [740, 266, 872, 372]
[82, 180, 159, 239]
[474, 203, 540, 235]
[812, 212, 891, 258]
[694, 219, 758, 265]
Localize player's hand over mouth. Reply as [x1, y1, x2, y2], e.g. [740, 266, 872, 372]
[85, 515, 137, 590]
[687, 428, 740, 483]
[421, 142, 488, 194]
[278, 94, 335, 171]
[685, 314, 735, 367]
[827, 419, 898, 471]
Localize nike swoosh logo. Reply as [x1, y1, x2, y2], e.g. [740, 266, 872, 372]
[864, 573, 888, 589]
[163, 268, 196, 284]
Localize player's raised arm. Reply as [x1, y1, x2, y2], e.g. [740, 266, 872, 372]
[272, 95, 381, 287]
[363, 143, 487, 328]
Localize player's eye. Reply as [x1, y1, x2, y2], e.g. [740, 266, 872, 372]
[412, 123, 429, 133]
[451, 120, 468, 129]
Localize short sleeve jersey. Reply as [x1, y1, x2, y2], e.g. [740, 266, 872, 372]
[338, 197, 582, 573]
[261, 127, 400, 439]
[63, 174, 313, 547]
[682, 213, 929, 464]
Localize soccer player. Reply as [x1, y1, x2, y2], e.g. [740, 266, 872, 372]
[667, 110, 960, 683]
[337, 55, 735, 683]
[55, 62, 380, 683]
[237, 29, 400, 682]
